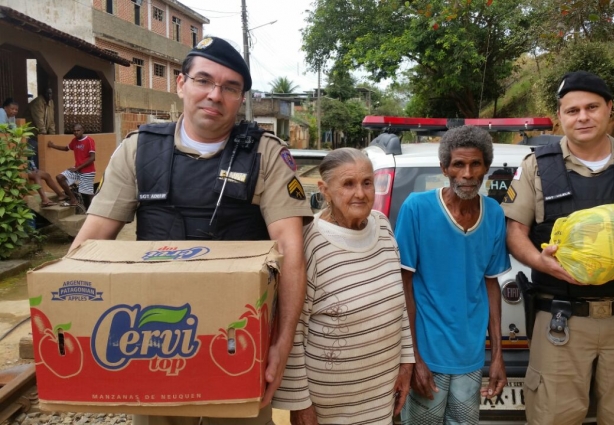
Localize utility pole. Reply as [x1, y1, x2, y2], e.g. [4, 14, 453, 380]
[316, 66, 321, 150]
[241, 0, 252, 121]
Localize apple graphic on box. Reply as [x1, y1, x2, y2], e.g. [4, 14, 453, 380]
[29, 296, 52, 364]
[210, 318, 256, 376]
[239, 290, 271, 363]
[30, 308, 52, 364]
[39, 324, 84, 379]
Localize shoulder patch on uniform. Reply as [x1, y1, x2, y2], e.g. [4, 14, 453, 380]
[280, 148, 297, 171]
[513, 166, 522, 180]
[503, 186, 516, 203]
[287, 177, 306, 200]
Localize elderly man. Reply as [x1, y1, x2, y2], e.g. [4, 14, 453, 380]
[503, 71, 614, 424]
[24, 87, 55, 169]
[395, 126, 508, 424]
[70, 37, 313, 425]
[25, 87, 55, 135]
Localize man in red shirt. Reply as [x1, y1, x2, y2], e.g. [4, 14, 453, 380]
[48, 123, 96, 207]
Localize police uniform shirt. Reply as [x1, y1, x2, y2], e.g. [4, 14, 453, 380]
[88, 115, 314, 224]
[501, 136, 614, 225]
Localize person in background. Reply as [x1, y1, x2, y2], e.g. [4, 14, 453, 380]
[395, 125, 508, 424]
[28, 168, 67, 208]
[0, 97, 65, 207]
[47, 123, 96, 207]
[503, 70, 614, 424]
[68, 36, 313, 425]
[24, 88, 55, 135]
[0, 98, 18, 128]
[273, 148, 415, 425]
[24, 87, 55, 169]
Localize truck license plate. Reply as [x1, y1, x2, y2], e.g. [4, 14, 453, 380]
[480, 377, 525, 410]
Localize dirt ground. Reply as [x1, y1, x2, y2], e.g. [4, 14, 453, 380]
[0, 229, 73, 369]
[0, 223, 291, 424]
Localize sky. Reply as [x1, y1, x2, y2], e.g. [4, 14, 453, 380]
[178, 0, 320, 94]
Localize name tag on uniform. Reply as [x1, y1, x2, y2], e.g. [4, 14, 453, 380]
[139, 193, 168, 200]
[219, 170, 247, 183]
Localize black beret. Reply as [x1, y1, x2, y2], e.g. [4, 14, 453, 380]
[187, 37, 252, 92]
[556, 71, 612, 101]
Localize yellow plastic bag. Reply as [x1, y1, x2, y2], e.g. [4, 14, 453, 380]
[542, 204, 614, 285]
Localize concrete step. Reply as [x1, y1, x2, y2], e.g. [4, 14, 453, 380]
[26, 195, 77, 219]
[57, 214, 87, 237]
[25, 193, 86, 237]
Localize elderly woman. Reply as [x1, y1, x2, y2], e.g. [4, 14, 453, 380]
[273, 148, 415, 424]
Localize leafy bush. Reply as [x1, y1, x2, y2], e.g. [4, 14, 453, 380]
[0, 123, 39, 258]
[536, 41, 614, 115]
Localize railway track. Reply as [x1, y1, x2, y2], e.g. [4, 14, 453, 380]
[0, 364, 37, 424]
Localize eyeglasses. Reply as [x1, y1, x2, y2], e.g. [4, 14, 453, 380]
[184, 74, 243, 100]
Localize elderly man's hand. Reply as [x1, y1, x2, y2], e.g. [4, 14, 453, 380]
[290, 405, 319, 425]
[538, 245, 584, 285]
[411, 357, 438, 400]
[47, 141, 53, 148]
[394, 363, 413, 416]
[481, 355, 507, 399]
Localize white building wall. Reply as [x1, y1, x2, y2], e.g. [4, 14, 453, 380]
[0, 0, 95, 43]
[254, 116, 276, 135]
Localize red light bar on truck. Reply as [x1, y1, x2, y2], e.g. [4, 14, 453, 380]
[464, 118, 553, 131]
[362, 116, 554, 132]
[362, 116, 448, 131]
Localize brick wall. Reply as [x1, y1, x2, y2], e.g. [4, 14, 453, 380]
[171, 67, 181, 93]
[119, 112, 149, 139]
[93, 0, 202, 49]
[151, 0, 167, 36]
[152, 61, 168, 91]
[93, 0, 201, 41]
[95, 39, 152, 89]
[103, 0, 146, 28]
[167, 9, 201, 47]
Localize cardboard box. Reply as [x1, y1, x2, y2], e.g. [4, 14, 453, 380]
[27, 240, 281, 417]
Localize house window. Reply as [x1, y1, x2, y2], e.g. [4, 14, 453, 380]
[133, 58, 144, 87]
[172, 16, 181, 41]
[173, 69, 181, 91]
[134, 2, 141, 25]
[154, 63, 166, 78]
[153, 6, 163, 21]
[106, 0, 113, 14]
[191, 26, 198, 47]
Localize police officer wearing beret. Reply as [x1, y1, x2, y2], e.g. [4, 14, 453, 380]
[503, 71, 614, 424]
[71, 37, 313, 425]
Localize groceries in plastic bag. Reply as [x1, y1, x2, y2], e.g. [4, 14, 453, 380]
[542, 204, 614, 285]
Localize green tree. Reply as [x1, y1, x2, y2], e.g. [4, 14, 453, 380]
[529, 0, 614, 54]
[302, 0, 537, 117]
[535, 40, 614, 115]
[344, 99, 369, 146]
[321, 98, 350, 135]
[269, 77, 299, 94]
[0, 124, 39, 258]
[326, 64, 357, 101]
[321, 98, 369, 148]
